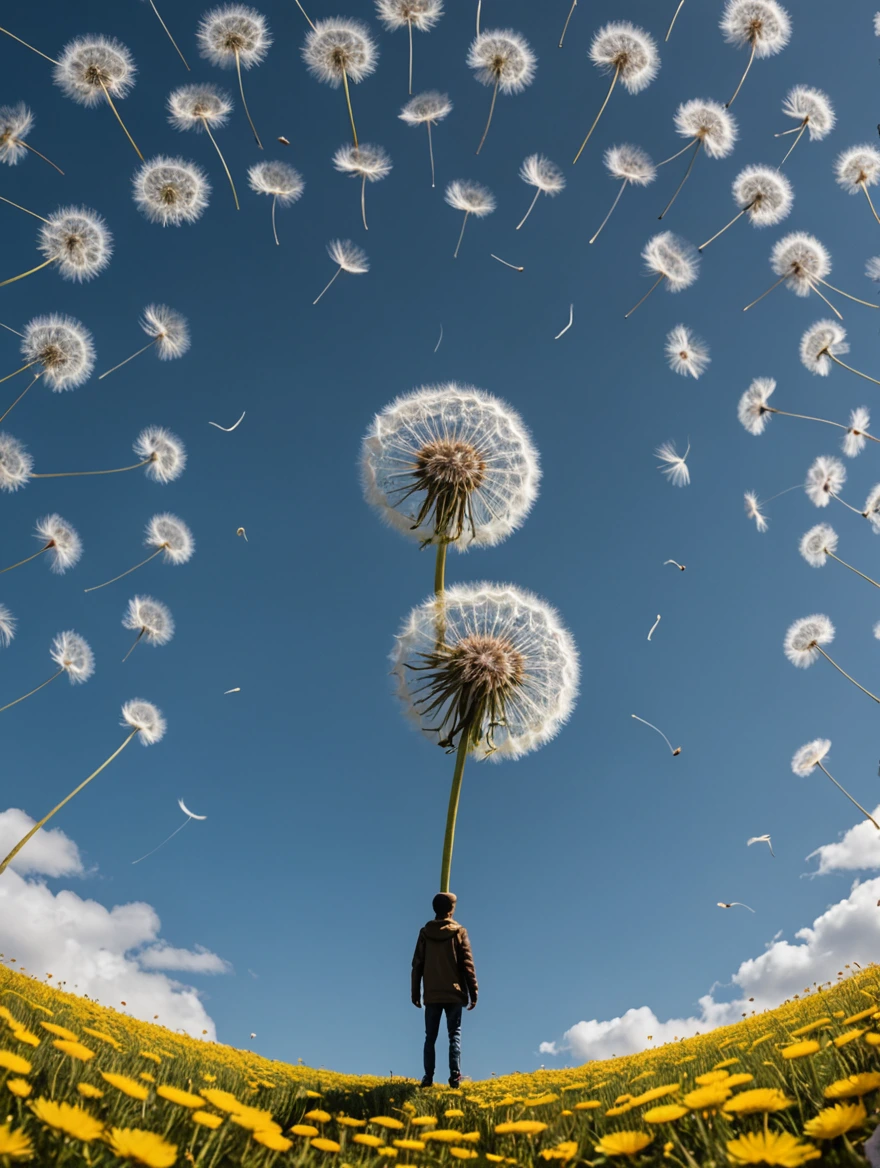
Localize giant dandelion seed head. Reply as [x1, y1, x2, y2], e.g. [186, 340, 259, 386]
[54, 36, 137, 106]
[376, 0, 444, 33]
[0, 433, 32, 492]
[390, 582, 578, 760]
[805, 455, 845, 508]
[399, 90, 452, 125]
[302, 18, 378, 87]
[844, 408, 870, 458]
[737, 376, 775, 435]
[744, 492, 768, 532]
[604, 143, 655, 185]
[733, 165, 793, 226]
[332, 143, 393, 182]
[665, 325, 710, 379]
[327, 238, 369, 273]
[38, 206, 113, 283]
[145, 513, 194, 564]
[0, 102, 33, 166]
[519, 154, 565, 194]
[721, 0, 791, 56]
[674, 100, 738, 159]
[122, 595, 175, 646]
[248, 161, 305, 203]
[121, 699, 167, 745]
[800, 523, 836, 568]
[444, 179, 496, 216]
[791, 737, 831, 775]
[771, 232, 831, 296]
[361, 384, 540, 550]
[467, 29, 536, 94]
[134, 427, 187, 484]
[133, 157, 211, 227]
[167, 83, 233, 132]
[782, 86, 835, 140]
[140, 305, 191, 360]
[784, 615, 834, 669]
[642, 232, 700, 291]
[50, 630, 95, 684]
[835, 145, 880, 193]
[21, 315, 95, 391]
[655, 441, 690, 487]
[35, 514, 83, 575]
[0, 604, 15, 649]
[589, 22, 659, 94]
[196, 5, 272, 69]
[800, 319, 848, 376]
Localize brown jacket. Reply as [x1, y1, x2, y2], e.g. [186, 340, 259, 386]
[411, 918, 478, 1006]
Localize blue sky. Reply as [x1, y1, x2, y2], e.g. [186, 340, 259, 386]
[2, 0, 880, 1081]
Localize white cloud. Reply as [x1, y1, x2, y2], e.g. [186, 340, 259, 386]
[806, 805, 880, 875]
[0, 808, 230, 1039]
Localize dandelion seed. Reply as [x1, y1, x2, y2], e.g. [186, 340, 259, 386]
[28, 426, 185, 491]
[658, 100, 737, 220]
[786, 614, 880, 710]
[717, 902, 755, 912]
[54, 36, 142, 159]
[248, 161, 305, 246]
[209, 410, 246, 431]
[0, 103, 64, 174]
[490, 254, 523, 271]
[132, 797, 205, 865]
[376, 1, 443, 95]
[737, 376, 868, 452]
[467, 29, 536, 155]
[445, 180, 495, 258]
[434, 324, 444, 352]
[647, 615, 661, 641]
[197, 5, 272, 148]
[744, 493, 769, 531]
[333, 144, 391, 231]
[665, 325, 710, 379]
[2, 205, 112, 289]
[721, 0, 791, 109]
[399, 91, 452, 187]
[800, 320, 880, 387]
[0, 315, 94, 424]
[742, 233, 860, 315]
[843, 408, 873, 457]
[313, 238, 369, 304]
[224, 687, 240, 693]
[574, 23, 659, 164]
[84, 513, 194, 594]
[237, 526, 247, 540]
[699, 166, 792, 251]
[631, 715, 680, 756]
[625, 233, 699, 317]
[121, 595, 174, 662]
[99, 305, 190, 381]
[664, 559, 686, 570]
[133, 156, 211, 226]
[0, 605, 15, 648]
[835, 145, 880, 228]
[792, 736, 880, 829]
[775, 85, 835, 166]
[800, 523, 880, 591]
[747, 834, 774, 856]
[590, 144, 655, 244]
[554, 305, 574, 339]
[515, 154, 564, 230]
[656, 440, 690, 487]
[302, 19, 378, 148]
[0, 433, 31, 492]
[558, 0, 579, 48]
[168, 83, 238, 209]
[0, 514, 82, 578]
[0, 630, 93, 719]
[803, 456, 859, 520]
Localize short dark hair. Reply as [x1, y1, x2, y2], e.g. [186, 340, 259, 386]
[432, 892, 457, 916]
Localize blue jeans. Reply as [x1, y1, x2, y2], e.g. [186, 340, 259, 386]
[424, 1003, 462, 1082]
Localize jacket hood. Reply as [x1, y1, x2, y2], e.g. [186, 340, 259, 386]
[423, 918, 461, 941]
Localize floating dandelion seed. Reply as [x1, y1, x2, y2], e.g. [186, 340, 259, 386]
[737, 376, 872, 453]
[29, 426, 186, 489]
[302, 19, 378, 148]
[121, 595, 175, 662]
[84, 513, 194, 594]
[800, 320, 880, 388]
[333, 144, 392, 231]
[742, 233, 871, 316]
[0, 315, 95, 425]
[747, 835, 774, 856]
[558, 0, 579, 48]
[376, 0, 443, 95]
[209, 410, 246, 431]
[590, 144, 655, 245]
[0, 605, 15, 648]
[574, 22, 659, 164]
[665, 325, 710, 379]
[140, 0, 189, 70]
[0, 103, 64, 174]
[515, 154, 565, 230]
[804, 456, 855, 517]
[490, 254, 523, 271]
[664, 559, 686, 570]
[792, 737, 880, 830]
[0, 433, 32, 492]
[800, 524, 880, 590]
[1, 205, 112, 290]
[665, 0, 691, 41]
[717, 902, 755, 912]
[133, 156, 211, 227]
[0, 700, 166, 877]
[844, 408, 873, 457]
[236, 526, 247, 540]
[835, 145, 880, 228]
[248, 161, 305, 246]
[53, 36, 142, 159]
[132, 797, 206, 865]
[391, 582, 578, 890]
[444, 180, 495, 258]
[0, 514, 82, 578]
[785, 614, 880, 706]
[100, 305, 190, 381]
[168, 84, 238, 209]
[721, 0, 791, 109]
[744, 492, 769, 532]
[197, 5, 272, 148]
[554, 305, 574, 339]
[625, 233, 699, 318]
[361, 383, 540, 592]
[658, 100, 737, 220]
[313, 238, 369, 304]
[647, 615, 661, 641]
[699, 166, 792, 251]
[631, 714, 680, 756]
[776, 86, 835, 166]
[0, 630, 94, 717]
[467, 29, 536, 155]
[399, 91, 452, 188]
[655, 440, 691, 487]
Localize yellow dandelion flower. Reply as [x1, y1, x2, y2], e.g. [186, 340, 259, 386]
[426, 1130, 477, 1143]
[803, 1101, 867, 1140]
[101, 1073, 150, 1101]
[410, 1116, 437, 1127]
[495, 1122, 547, 1135]
[454, 1131, 480, 1144]
[663, 1141, 675, 1159]
[371, 1117, 405, 1130]
[39, 1022, 77, 1041]
[0, 1051, 31, 1075]
[594, 1132, 653, 1158]
[725, 1074, 755, 1088]
[574, 1101, 602, 1110]
[353, 1133, 383, 1147]
[631, 1085, 681, 1106]
[682, 1084, 731, 1110]
[695, 1071, 730, 1087]
[450, 1149, 479, 1160]
[606, 1104, 635, 1117]
[723, 1089, 794, 1116]
[495, 1095, 522, 1106]
[106, 1128, 178, 1167]
[77, 1084, 104, 1100]
[726, 1131, 821, 1166]
[615, 1094, 634, 1104]
[156, 1085, 203, 1109]
[0, 1123, 32, 1162]
[312, 1139, 342, 1153]
[750, 1035, 774, 1050]
[230, 1110, 280, 1135]
[6, 1078, 31, 1099]
[52, 1039, 95, 1063]
[305, 1109, 332, 1122]
[714, 1058, 740, 1069]
[393, 1139, 426, 1151]
[643, 1105, 689, 1124]
[30, 1098, 104, 1143]
[139, 1051, 162, 1064]
[337, 1116, 368, 1127]
[833, 1029, 866, 1047]
[486, 1155, 505, 1162]
[306, 1090, 324, 1098]
[562, 1083, 590, 1093]
[824, 1073, 880, 1099]
[377, 1148, 398, 1158]
[200, 1088, 246, 1113]
[865, 1032, 880, 1046]
[524, 1094, 559, 1107]
[191, 1111, 223, 1130]
[0, 1006, 16, 1025]
[561, 1109, 572, 1116]
[292, 1125, 321, 1137]
[781, 1041, 820, 1060]
[790, 1019, 831, 1038]
[539, 1141, 578, 1162]
[202, 1073, 217, 1082]
[138, 1073, 155, 1084]
[842, 1008, 877, 1025]
[445, 1108, 465, 1117]
[253, 1130, 293, 1152]
[82, 1028, 122, 1050]
[630, 1072, 654, 1084]
[832, 1011, 845, 1019]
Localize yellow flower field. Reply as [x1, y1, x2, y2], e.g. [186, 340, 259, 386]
[1, 962, 879, 1165]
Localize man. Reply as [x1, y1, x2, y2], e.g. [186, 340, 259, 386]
[411, 892, 478, 1088]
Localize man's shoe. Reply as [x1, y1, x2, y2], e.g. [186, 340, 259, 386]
[448, 1076, 461, 1089]
[419, 1077, 433, 1088]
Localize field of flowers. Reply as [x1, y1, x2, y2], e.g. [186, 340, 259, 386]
[2, 963, 880, 1166]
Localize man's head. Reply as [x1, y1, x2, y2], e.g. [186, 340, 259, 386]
[432, 892, 457, 918]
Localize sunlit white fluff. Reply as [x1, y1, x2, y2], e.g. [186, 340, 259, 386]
[590, 22, 659, 93]
[605, 143, 656, 184]
[673, 99, 738, 159]
[141, 305, 190, 360]
[0, 433, 32, 492]
[800, 523, 836, 568]
[301, 18, 378, 86]
[445, 180, 495, 217]
[864, 485, 880, 531]
[467, 28, 536, 93]
[655, 440, 690, 487]
[196, 5, 272, 68]
[333, 143, 392, 182]
[721, 0, 791, 56]
[134, 427, 187, 484]
[737, 376, 775, 435]
[520, 154, 565, 195]
[167, 82, 232, 131]
[249, 161, 305, 203]
[771, 232, 830, 296]
[643, 233, 700, 290]
[400, 90, 452, 125]
[0, 605, 15, 648]
[800, 319, 848, 376]
[53, 36, 137, 106]
[146, 514, 195, 564]
[866, 256, 880, 283]
[50, 630, 95, 683]
[791, 737, 831, 775]
[313, 239, 369, 303]
[37, 206, 113, 283]
[665, 325, 710, 379]
[732, 165, 793, 226]
[744, 492, 768, 532]
[133, 156, 211, 226]
[805, 455, 845, 508]
[784, 614, 833, 668]
[35, 514, 83, 574]
[121, 699, 167, 745]
[835, 145, 880, 193]
[122, 595, 175, 646]
[21, 315, 95, 390]
[844, 408, 871, 457]
[0, 102, 33, 165]
[781, 86, 835, 140]
[376, 0, 444, 31]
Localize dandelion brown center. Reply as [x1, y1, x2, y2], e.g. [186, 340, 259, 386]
[160, 184, 179, 206]
[399, 439, 487, 544]
[85, 64, 111, 88]
[62, 232, 85, 261]
[38, 344, 67, 370]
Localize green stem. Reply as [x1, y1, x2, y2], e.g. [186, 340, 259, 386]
[439, 734, 470, 894]
[434, 542, 447, 595]
[0, 669, 62, 715]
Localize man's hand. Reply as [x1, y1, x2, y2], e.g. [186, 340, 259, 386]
[467, 1000, 477, 1011]
[412, 998, 422, 1008]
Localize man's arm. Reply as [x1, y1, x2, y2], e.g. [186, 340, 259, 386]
[411, 931, 426, 1006]
[457, 927, 478, 1007]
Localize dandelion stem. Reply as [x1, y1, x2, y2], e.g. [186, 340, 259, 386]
[426, 120, 436, 188]
[33, 457, 153, 480]
[234, 49, 262, 149]
[768, 407, 846, 432]
[453, 212, 470, 259]
[17, 138, 65, 175]
[271, 195, 279, 246]
[99, 80, 143, 161]
[516, 188, 542, 231]
[476, 0, 481, 36]
[726, 38, 756, 108]
[656, 138, 697, 168]
[698, 203, 751, 251]
[98, 340, 156, 380]
[625, 273, 665, 319]
[815, 278, 879, 310]
[0, 322, 24, 338]
[313, 265, 342, 304]
[0, 730, 140, 877]
[742, 274, 787, 312]
[439, 733, 470, 894]
[203, 118, 239, 210]
[558, 0, 577, 48]
[573, 65, 618, 164]
[863, 183, 880, 227]
[475, 75, 499, 156]
[490, 254, 523, 271]
[0, 361, 36, 386]
[777, 120, 807, 167]
[122, 627, 146, 663]
[342, 68, 358, 149]
[829, 492, 864, 517]
[408, 18, 414, 95]
[816, 647, 880, 705]
[0, 26, 58, 64]
[132, 816, 192, 865]
[807, 280, 843, 321]
[589, 179, 627, 244]
[0, 544, 48, 576]
[434, 542, 447, 595]
[294, 0, 316, 31]
[0, 195, 48, 222]
[147, 0, 190, 69]
[0, 372, 41, 425]
[0, 669, 62, 716]
[665, 0, 687, 41]
[817, 761, 880, 830]
[658, 139, 702, 219]
[83, 546, 165, 594]
[827, 551, 880, 590]
[361, 174, 368, 231]
[0, 257, 55, 288]
[830, 354, 880, 388]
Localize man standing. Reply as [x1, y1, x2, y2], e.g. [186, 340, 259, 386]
[411, 892, 478, 1088]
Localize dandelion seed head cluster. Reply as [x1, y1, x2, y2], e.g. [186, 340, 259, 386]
[589, 22, 659, 93]
[375, 0, 444, 33]
[738, 377, 776, 435]
[248, 161, 305, 203]
[399, 90, 452, 125]
[54, 36, 137, 106]
[327, 238, 369, 273]
[642, 233, 700, 291]
[38, 207, 113, 283]
[519, 154, 565, 194]
[800, 524, 836, 568]
[782, 86, 835, 139]
[133, 157, 211, 226]
[167, 83, 233, 132]
[134, 427, 187, 484]
[121, 699, 167, 745]
[0, 102, 33, 165]
[844, 408, 870, 457]
[784, 615, 834, 669]
[123, 596, 175, 646]
[333, 143, 393, 182]
[805, 455, 846, 508]
[197, 5, 272, 69]
[674, 100, 738, 158]
[50, 630, 95, 684]
[835, 145, 880, 193]
[721, 0, 792, 56]
[21, 315, 95, 391]
[467, 30, 537, 94]
[771, 232, 831, 296]
[0, 604, 16, 648]
[791, 737, 832, 774]
[604, 143, 656, 185]
[800, 320, 848, 376]
[302, 19, 378, 87]
[140, 305, 190, 360]
[35, 515, 83, 574]
[733, 166, 793, 225]
[665, 325, 710, 379]
[146, 514, 195, 563]
[0, 433, 33, 492]
[444, 180, 496, 216]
